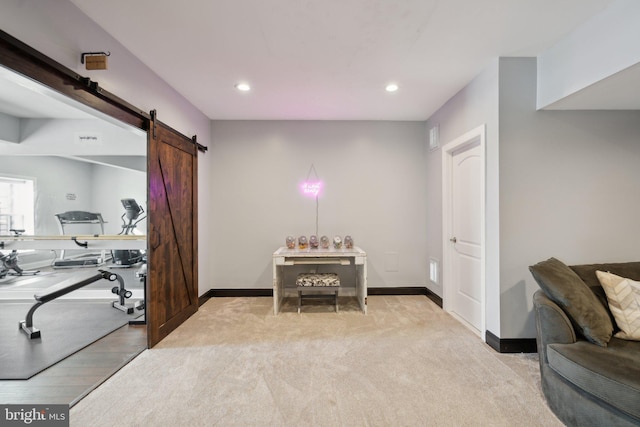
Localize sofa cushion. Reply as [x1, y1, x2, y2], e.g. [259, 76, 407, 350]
[547, 339, 640, 420]
[596, 271, 640, 341]
[570, 261, 640, 331]
[530, 257, 613, 347]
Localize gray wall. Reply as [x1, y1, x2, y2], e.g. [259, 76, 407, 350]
[1, 157, 93, 236]
[6, 1, 639, 323]
[498, 57, 640, 338]
[210, 120, 428, 289]
[426, 56, 640, 339]
[425, 58, 501, 335]
[90, 164, 147, 236]
[0, 156, 146, 268]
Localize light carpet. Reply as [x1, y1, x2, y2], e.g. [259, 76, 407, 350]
[70, 295, 561, 426]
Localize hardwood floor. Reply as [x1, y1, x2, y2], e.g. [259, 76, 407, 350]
[0, 324, 146, 407]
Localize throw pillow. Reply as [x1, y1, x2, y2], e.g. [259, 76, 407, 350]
[595, 271, 640, 341]
[529, 257, 613, 347]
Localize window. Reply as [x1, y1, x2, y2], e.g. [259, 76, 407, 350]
[0, 176, 35, 235]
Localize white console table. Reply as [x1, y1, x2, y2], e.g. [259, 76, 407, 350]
[272, 246, 367, 315]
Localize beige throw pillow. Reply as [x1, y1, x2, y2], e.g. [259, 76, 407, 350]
[595, 270, 640, 341]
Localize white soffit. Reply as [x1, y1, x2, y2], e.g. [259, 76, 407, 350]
[543, 62, 640, 110]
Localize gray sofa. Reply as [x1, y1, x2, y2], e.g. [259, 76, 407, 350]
[530, 258, 640, 427]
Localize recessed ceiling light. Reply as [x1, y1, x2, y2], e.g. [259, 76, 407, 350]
[235, 82, 251, 92]
[385, 83, 399, 92]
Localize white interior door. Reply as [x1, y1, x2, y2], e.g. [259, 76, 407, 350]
[451, 143, 483, 332]
[442, 125, 485, 338]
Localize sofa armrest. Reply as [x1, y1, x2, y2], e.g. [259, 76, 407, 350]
[533, 289, 577, 364]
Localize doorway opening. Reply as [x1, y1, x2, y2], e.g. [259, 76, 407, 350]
[0, 40, 148, 404]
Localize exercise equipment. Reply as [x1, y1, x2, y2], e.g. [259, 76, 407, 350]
[112, 199, 146, 267]
[0, 234, 145, 251]
[110, 271, 136, 314]
[53, 211, 107, 268]
[133, 262, 147, 311]
[19, 269, 128, 339]
[0, 229, 39, 279]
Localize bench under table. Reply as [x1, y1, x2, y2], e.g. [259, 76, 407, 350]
[296, 273, 340, 314]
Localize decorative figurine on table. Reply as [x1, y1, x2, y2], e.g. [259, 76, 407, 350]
[298, 235, 308, 249]
[320, 235, 330, 249]
[286, 236, 296, 249]
[333, 235, 343, 249]
[309, 235, 319, 249]
[344, 235, 354, 249]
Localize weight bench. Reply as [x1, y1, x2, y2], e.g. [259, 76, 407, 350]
[19, 270, 124, 339]
[296, 273, 340, 314]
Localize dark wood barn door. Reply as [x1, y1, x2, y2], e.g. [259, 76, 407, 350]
[0, 29, 201, 349]
[147, 115, 199, 347]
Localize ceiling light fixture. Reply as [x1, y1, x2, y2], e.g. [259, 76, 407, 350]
[235, 82, 251, 92]
[385, 83, 399, 93]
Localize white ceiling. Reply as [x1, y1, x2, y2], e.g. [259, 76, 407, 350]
[63, 0, 621, 121]
[0, 1, 628, 122]
[0, 66, 96, 119]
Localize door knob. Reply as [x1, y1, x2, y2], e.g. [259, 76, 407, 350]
[450, 237, 457, 243]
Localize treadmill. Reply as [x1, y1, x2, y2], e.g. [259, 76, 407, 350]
[53, 211, 107, 268]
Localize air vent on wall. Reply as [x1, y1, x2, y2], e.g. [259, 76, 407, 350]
[429, 124, 439, 151]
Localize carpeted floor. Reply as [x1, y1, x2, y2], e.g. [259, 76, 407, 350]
[70, 295, 562, 426]
[0, 300, 143, 379]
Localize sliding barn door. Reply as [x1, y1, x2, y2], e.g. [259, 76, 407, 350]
[147, 114, 199, 347]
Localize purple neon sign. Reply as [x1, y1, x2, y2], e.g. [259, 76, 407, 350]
[301, 181, 323, 197]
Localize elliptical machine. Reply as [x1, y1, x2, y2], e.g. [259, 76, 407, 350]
[110, 198, 146, 313]
[0, 229, 39, 279]
[112, 198, 146, 267]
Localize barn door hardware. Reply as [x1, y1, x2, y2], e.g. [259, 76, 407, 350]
[150, 109, 157, 138]
[192, 135, 208, 153]
[81, 51, 110, 70]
